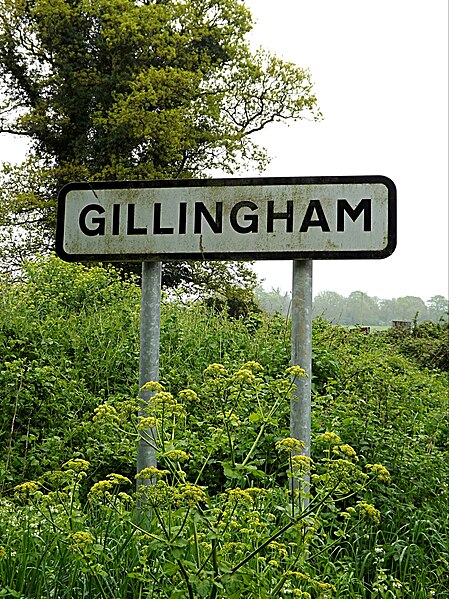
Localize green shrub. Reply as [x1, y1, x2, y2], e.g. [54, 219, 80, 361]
[385, 320, 449, 371]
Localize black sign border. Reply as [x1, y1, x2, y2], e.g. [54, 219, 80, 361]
[56, 175, 397, 262]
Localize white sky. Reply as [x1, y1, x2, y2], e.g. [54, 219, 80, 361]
[243, 0, 449, 300]
[0, 0, 447, 301]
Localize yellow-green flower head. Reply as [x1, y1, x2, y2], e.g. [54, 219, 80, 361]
[118, 492, 133, 504]
[14, 481, 40, 496]
[88, 479, 114, 497]
[366, 463, 391, 484]
[0, 546, 7, 559]
[153, 391, 175, 404]
[357, 501, 381, 524]
[164, 449, 191, 462]
[291, 454, 313, 473]
[292, 591, 311, 599]
[140, 381, 164, 393]
[177, 483, 208, 506]
[276, 437, 305, 453]
[245, 487, 269, 499]
[93, 404, 118, 422]
[62, 458, 90, 472]
[334, 444, 358, 460]
[286, 571, 336, 595]
[232, 368, 256, 384]
[319, 431, 342, 444]
[69, 531, 94, 551]
[330, 459, 368, 479]
[137, 416, 159, 430]
[40, 490, 68, 506]
[287, 571, 309, 582]
[286, 365, 308, 378]
[106, 473, 131, 485]
[118, 399, 139, 416]
[178, 389, 199, 403]
[316, 581, 337, 593]
[242, 361, 264, 373]
[341, 506, 357, 520]
[136, 466, 169, 480]
[225, 487, 254, 504]
[203, 363, 228, 378]
[268, 541, 289, 558]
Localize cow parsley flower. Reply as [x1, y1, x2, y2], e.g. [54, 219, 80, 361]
[62, 458, 90, 472]
[203, 363, 228, 378]
[357, 501, 381, 524]
[366, 463, 391, 484]
[276, 437, 305, 453]
[164, 449, 191, 462]
[69, 531, 94, 552]
[286, 365, 307, 378]
[178, 389, 199, 403]
[319, 431, 342, 444]
[136, 466, 169, 480]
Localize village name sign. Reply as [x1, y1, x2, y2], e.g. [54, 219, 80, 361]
[55, 174, 397, 492]
[56, 176, 396, 262]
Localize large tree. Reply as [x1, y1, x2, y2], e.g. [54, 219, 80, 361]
[312, 290, 346, 324]
[0, 0, 320, 288]
[426, 295, 449, 322]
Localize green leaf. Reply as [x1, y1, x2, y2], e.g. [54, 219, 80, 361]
[249, 411, 262, 423]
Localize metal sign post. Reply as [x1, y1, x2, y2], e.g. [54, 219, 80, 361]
[137, 261, 161, 490]
[290, 259, 313, 506]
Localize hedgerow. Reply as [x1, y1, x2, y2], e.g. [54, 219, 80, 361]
[0, 257, 447, 597]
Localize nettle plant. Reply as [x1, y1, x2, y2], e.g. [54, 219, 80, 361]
[1, 363, 391, 598]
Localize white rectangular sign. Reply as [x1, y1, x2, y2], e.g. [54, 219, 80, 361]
[56, 176, 396, 261]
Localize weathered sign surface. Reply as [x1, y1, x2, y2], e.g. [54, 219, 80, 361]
[56, 176, 396, 262]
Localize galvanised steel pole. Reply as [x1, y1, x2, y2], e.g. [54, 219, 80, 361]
[290, 259, 313, 507]
[137, 261, 161, 491]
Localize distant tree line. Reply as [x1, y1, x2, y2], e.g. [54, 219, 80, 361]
[255, 288, 449, 325]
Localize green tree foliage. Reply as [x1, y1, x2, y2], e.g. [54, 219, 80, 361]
[0, 0, 321, 277]
[162, 259, 260, 316]
[427, 294, 449, 321]
[312, 290, 345, 323]
[311, 289, 449, 325]
[255, 286, 292, 317]
[386, 319, 449, 371]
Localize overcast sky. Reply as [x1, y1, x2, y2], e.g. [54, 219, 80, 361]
[0, 0, 447, 301]
[243, 0, 448, 300]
